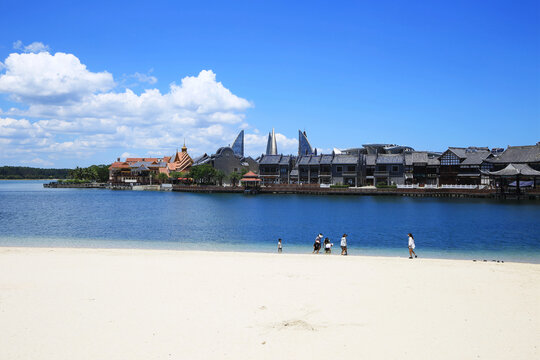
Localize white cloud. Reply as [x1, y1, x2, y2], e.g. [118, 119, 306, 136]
[0, 48, 295, 166]
[21, 157, 54, 167]
[0, 51, 114, 104]
[245, 132, 298, 156]
[130, 71, 157, 85]
[13, 40, 50, 53]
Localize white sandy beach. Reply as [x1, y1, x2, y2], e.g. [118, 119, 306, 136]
[0, 247, 539, 360]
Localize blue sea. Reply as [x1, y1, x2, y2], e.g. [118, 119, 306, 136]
[0, 180, 539, 262]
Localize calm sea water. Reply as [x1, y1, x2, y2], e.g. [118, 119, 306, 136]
[0, 180, 539, 262]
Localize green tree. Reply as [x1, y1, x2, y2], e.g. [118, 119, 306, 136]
[229, 172, 242, 187]
[189, 164, 216, 185]
[214, 170, 226, 186]
[157, 173, 169, 183]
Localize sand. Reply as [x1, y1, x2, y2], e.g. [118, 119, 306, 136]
[0, 247, 539, 360]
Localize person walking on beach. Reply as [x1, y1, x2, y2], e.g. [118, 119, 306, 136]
[408, 233, 417, 259]
[313, 233, 322, 254]
[340, 234, 348, 255]
[278, 238, 282, 253]
[324, 237, 333, 254]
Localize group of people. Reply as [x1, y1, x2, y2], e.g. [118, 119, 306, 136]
[277, 233, 419, 259]
[311, 233, 348, 255]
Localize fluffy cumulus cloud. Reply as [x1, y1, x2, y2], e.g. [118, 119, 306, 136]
[0, 44, 298, 167]
[0, 51, 114, 104]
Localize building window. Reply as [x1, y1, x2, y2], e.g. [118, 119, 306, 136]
[392, 165, 399, 172]
[347, 166, 355, 172]
[337, 166, 342, 172]
[440, 152, 460, 165]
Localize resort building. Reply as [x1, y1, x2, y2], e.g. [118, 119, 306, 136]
[404, 152, 440, 186]
[438, 147, 492, 185]
[258, 155, 294, 185]
[109, 145, 194, 184]
[485, 143, 540, 187]
[192, 131, 259, 182]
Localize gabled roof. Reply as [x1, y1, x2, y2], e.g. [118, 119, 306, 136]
[109, 161, 130, 169]
[488, 144, 540, 164]
[446, 147, 468, 159]
[461, 152, 491, 165]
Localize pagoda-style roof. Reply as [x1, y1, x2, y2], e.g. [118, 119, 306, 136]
[486, 163, 540, 177]
[241, 171, 261, 182]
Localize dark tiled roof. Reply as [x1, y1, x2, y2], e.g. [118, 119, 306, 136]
[376, 154, 404, 165]
[447, 147, 468, 159]
[308, 156, 322, 165]
[488, 144, 540, 164]
[297, 156, 312, 165]
[488, 163, 540, 176]
[404, 153, 413, 166]
[259, 155, 282, 165]
[427, 157, 440, 166]
[279, 156, 291, 165]
[365, 154, 376, 166]
[461, 151, 491, 165]
[332, 155, 358, 164]
[320, 154, 334, 164]
[412, 152, 428, 164]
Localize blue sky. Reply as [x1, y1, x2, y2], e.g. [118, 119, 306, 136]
[0, 0, 538, 167]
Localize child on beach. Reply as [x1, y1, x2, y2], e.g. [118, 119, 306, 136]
[324, 238, 333, 254]
[408, 233, 417, 259]
[278, 238, 282, 253]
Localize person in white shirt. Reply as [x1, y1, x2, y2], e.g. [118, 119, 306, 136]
[277, 238, 282, 253]
[340, 234, 348, 255]
[408, 233, 417, 259]
[324, 238, 333, 254]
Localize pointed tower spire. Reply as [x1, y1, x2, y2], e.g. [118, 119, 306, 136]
[298, 130, 314, 156]
[231, 130, 244, 157]
[266, 128, 278, 155]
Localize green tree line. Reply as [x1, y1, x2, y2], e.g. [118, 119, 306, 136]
[0, 166, 70, 179]
[67, 165, 110, 183]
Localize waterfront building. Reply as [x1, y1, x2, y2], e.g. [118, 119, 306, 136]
[193, 131, 258, 182]
[258, 155, 294, 185]
[486, 143, 540, 187]
[290, 152, 363, 186]
[374, 154, 405, 186]
[331, 154, 363, 186]
[438, 147, 491, 185]
[487, 143, 540, 170]
[404, 152, 440, 186]
[109, 144, 193, 184]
